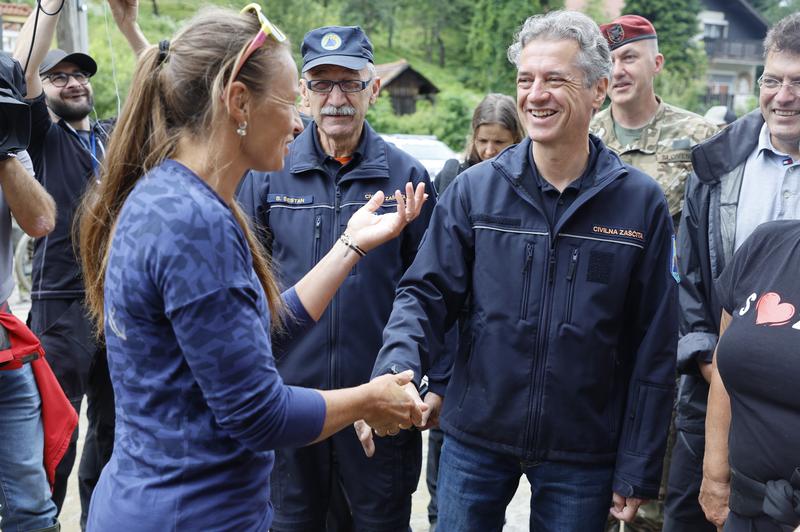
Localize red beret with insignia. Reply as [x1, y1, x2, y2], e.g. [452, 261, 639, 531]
[600, 15, 657, 51]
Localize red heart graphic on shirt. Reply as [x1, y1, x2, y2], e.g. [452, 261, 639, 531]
[755, 292, 796, 326]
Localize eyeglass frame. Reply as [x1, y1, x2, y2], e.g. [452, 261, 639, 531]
[42, 71, 91, 88]
[225, 3, 287, 100]
[304, 78, 373, 94]
[757, 74, 800, 96]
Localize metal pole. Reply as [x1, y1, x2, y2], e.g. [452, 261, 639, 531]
[55, 0, 89, 53]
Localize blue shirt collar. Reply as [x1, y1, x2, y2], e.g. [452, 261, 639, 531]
[757, 122, 795, 166]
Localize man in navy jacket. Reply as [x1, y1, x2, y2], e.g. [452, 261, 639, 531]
[237, 26, 437, 531]
[369, 11, 678, 531]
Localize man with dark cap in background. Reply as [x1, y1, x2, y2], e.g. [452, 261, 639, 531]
[13, 0, 145, 527]
[237, 25, 439, 531]
[591, 14, 717, 228]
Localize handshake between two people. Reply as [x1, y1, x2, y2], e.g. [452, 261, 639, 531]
[353, 370, 443, 457]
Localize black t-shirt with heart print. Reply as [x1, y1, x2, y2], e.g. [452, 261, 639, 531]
[715, 220, 800, 484]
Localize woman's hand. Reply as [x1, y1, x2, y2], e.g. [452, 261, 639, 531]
[108, 0, 149, 57]
[345, 182, 427, 253]
[699, 475, 730, 529]
[107, 0, 139, 29]
[354, 370, 428, 457]
[363, 371, 427, 433]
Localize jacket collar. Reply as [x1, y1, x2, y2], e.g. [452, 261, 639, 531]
[492, 135, 628, 235]
[594, 96, 665, 155]
[288, 120, 391, 181]
[691, 109, 764, 184]
[492, 135, 627, 192]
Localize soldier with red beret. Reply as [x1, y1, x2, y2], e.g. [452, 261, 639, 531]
[591, 14, 717, 229]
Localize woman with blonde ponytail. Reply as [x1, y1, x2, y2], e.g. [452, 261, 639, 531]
[80, 4, 428, 530]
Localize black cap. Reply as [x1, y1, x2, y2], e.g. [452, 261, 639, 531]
[301, 26, 373, 73]
[39, 49, 97, 76]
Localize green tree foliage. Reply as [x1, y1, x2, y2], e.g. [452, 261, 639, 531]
[40, 0, 568, 145]
[366, 90, 478, 152]
[622, 0, 705, 79]
[748, 0, 775, 12]
[583, 0, 611, 23]
[621, 0, 711, 114]
[466, 0, 564, 94]
[748, 0, 800, 24]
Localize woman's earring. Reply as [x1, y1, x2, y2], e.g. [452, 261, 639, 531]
[236, 121, 248, 137]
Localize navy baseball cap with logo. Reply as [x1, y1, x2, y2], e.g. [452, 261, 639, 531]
[301, 26, 374, 73]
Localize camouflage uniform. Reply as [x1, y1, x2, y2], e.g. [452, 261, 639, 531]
[591, 98, 718, 219]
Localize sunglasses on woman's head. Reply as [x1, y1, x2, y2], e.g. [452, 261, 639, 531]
[225, 3, 287, 99]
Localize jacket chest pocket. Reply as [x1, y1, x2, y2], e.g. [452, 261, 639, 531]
[312, 214, 323, 265]
[471, 221, 547, 324]
[563, 247, 580, 324]
[265, 196, 326, 281]
[519, 242, 535, 320]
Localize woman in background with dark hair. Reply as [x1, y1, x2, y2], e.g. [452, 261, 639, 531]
[79, 5, 427, 531]
[435, 92, 525, 193]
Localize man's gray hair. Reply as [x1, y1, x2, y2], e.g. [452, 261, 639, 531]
[507, 10, 611, 87]
[763, 12, 800, 58]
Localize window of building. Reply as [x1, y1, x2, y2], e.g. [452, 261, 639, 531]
[704, 22, 727, 39]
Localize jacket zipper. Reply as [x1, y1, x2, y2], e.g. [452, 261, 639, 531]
[499, 159, 627, 454]
[519, 242, 534, 320]
[523, 243, 556, 453]
[564, 248, 579, 324]
[329, 185, 342, 388]
[313, 215, 322, 264]
[534, 245, 557, 445]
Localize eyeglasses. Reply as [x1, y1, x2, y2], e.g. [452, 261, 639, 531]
[226, 3, 286, 97]
[758, 75, 800, 96]
[43, 71, 91, 88]
[305, 79, 372, 93]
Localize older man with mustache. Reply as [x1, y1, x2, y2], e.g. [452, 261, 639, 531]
[237, 25, 439, 532]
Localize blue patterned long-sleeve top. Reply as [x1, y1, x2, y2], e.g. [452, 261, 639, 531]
[87, 160, 326, 531]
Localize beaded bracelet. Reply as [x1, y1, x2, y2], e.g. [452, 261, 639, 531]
[339, 232, 367, 257]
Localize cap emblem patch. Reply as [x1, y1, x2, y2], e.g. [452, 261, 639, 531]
[321, 33, 343, 50]
[607, 24, 625, 44]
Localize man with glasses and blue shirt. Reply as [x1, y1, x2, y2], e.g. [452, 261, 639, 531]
[668, 12, 800, 532]
[237, 25, 438, 532]
[12, 0, 147, 526]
